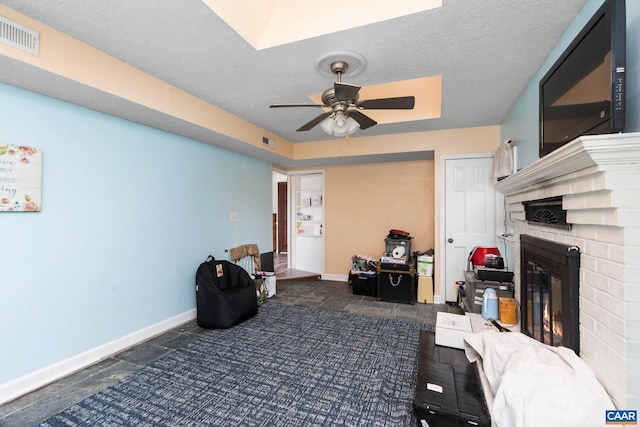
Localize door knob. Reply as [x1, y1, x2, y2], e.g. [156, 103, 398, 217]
[447, 238, 454, 243]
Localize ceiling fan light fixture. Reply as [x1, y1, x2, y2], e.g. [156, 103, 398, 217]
[344, 116, 360, 135]
[319, 116, 334, 134]
[271, 57, 414, 135]
[320, 113, 359, 137]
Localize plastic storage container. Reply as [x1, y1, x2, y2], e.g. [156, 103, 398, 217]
[384, 237, 412, 263]
[463, 271, 514, 314]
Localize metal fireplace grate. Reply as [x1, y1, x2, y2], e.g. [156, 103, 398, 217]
[523, 196, 569, 229]
[520, 235, 580, 354]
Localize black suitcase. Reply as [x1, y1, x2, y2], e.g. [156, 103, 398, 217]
[414, 331, 490, 427]
[377, 263, 416, 304]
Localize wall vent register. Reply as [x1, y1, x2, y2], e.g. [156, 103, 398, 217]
[523, 196, 569, 229]
[0, 16, 39, 56]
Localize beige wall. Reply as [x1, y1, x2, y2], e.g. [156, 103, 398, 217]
[324, 160, 434, 275]
[287, 125, 501, 299]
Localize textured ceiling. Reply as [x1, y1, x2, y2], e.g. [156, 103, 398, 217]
[0, 0, 588, 167]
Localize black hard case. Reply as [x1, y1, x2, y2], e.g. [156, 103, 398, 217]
[474, 267, 514, 282]
[377, 263, 416, 304]
[414, 331, 490, 427]
[379, 261, 413, 271]
[349, 271, 377, 297]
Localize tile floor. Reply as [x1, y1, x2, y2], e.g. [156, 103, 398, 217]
[0, 279, 462, 426]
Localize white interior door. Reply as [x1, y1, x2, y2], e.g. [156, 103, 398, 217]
[444, 156, 496, 302]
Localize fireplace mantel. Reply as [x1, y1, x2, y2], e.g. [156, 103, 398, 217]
[495, 132, 640, 195]
[492, 131, 640, 409]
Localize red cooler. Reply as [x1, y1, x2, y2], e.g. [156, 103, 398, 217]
[469, 247, 501, 267]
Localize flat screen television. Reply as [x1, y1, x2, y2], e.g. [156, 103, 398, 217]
[539, 0, 626, 157]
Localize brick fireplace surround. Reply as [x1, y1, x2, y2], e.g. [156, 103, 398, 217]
[495, 132, 640, 409]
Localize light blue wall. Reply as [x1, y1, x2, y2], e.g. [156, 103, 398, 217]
[0, 83, 273, 384]
[502, 0, 640, 169]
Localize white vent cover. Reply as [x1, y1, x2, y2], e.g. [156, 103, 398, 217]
[0, 16, 39, 56]
[262, 136, 276, 149]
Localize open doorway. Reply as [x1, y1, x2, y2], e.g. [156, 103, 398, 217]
[277, 181, 287, 253]
[273, 170, 288, 272]
[272, 169, 324, 281]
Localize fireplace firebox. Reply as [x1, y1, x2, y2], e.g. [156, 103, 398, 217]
[520, 235, 580, 354]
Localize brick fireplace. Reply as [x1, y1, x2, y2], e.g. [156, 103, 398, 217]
[494, 132, 640, 409]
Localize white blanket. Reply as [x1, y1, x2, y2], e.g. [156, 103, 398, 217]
[464, 332, 614, 427]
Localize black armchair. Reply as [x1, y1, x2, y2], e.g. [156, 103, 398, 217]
[195, 256, 258, 329]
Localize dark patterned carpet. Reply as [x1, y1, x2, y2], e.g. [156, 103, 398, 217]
[40, 303, 432, 426]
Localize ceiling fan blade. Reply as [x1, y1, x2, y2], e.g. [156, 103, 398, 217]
[296, 111, 332, 131]
[349, 110, 377, 130]
[334, 82, 361, 102]
[357, 96, 415, 110]
[270, 103, 324, 108]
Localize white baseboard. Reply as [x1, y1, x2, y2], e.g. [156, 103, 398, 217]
[321, 273, 348, 282]
[0, 308, 196, 405]
[434, 294, 445, 304]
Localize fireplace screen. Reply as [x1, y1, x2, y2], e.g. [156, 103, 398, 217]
[520, 235, 580, 353]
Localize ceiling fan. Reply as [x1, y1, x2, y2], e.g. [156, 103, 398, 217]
[269, 61, 415, 136]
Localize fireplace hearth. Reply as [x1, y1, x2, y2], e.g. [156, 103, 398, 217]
[520, 235, 580, 354]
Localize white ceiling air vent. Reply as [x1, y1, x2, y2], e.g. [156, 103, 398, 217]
[0, 16, 39, 56]
[262, 136, 276, 149]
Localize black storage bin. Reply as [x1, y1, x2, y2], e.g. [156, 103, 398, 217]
[377, 263, 415, 304]
[349, 271, 377, 297]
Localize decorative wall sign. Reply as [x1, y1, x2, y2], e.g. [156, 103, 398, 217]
[0, 144, 42, 212]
